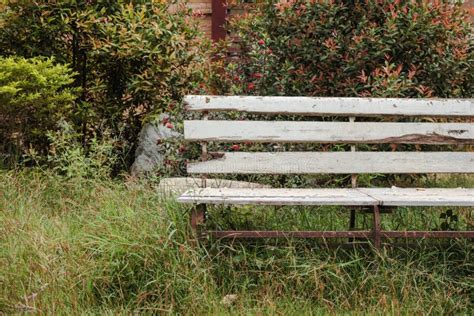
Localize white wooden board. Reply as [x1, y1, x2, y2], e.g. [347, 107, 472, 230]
[178, 188, 378, 205]
[187, 152, 474, 174]
[184, 120, 474, 144]
[359, 188, 474, 206]
[178, 187, 474, 206]
[184, 95, 474, 117]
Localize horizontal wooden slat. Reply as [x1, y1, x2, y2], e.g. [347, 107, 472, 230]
[187, 152, 474, 174]
[184, 95, 474, 117]
[184, 121, 474, 144]
[178, 187, 474, 206]
[178, 188, 378, 205]
[359, 188, 474, 206]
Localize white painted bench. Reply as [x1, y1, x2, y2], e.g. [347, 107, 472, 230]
[178, 95, 474, 247]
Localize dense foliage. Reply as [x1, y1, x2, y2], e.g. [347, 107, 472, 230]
[0, 0, 207, 167]
[0, 0, 473, 174]
[215, 0, 473, 98]
[0, 57, 78, 155]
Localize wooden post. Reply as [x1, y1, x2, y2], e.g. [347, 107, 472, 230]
[212, 0, 227, 41]
[192, 111, 209, 238]
[201, 111, 209, 188]
[373, 205, 381, 249]
[349, 117, 357, 241]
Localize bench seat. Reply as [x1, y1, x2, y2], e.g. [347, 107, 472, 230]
[178, 187, 474, 207]
[359, 188, 474, 207]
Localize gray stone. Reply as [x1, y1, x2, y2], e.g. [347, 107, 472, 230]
[131, 113, 181, 176]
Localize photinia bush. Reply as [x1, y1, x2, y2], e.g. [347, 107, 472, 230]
[204, 0, 473, 187]
[215, 0, 473, 98]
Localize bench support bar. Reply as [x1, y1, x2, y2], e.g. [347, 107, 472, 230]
[207, 230, 474, 246]
[191, 205, 474, 248]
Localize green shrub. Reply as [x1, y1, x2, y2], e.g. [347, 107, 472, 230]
[0, 56, 78, 156]
[88, 2, 207, 148]
[0, 1, 208, 168]
[216, 0, 473, 98]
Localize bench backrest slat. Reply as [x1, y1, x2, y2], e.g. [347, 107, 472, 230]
[184, 95, 473, 175]
[185, 95, 474, 117]
[187, 152, 474, 174]
[184, 120, 474, 144]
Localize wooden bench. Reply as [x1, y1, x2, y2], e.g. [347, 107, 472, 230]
[178, 95, 474, 248]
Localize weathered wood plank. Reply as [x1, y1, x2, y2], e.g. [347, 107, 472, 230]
[184, 95, 474, 117]
[184, 121, 474, 144]
[178, 187, 474, 206]
[359, 188, 474, 206]
[178, 188, 378, 205]
[187, 152, 474, 174]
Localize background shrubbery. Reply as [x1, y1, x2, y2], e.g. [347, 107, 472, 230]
[215, 0, 473, 98]
[0, 0, 208, 171]
[205, 0, 473, 187]
[0, 0, 472, 176]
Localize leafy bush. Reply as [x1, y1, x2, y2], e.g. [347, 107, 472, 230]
[0, 1, 208, 168]
[205, 0, 473, 187]
[216, 0, 473, 98]
[0, 57, 78, 155]
[88, 2, 207, 147]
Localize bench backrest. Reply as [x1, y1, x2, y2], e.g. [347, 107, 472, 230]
[183, 95, 474, 175]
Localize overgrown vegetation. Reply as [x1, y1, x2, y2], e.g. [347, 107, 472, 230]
[0, 1, 473, 313]
[0, 1, 472, 172]
[1, 171, 472, 314]
[0, 0, 207, 168]
[215, 0, 473, 97]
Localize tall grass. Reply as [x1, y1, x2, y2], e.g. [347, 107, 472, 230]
[0, 170, 472, 314]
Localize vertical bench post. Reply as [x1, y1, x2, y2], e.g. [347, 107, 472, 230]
[191, 111, 209, 237]
[349, 117, 358, 241]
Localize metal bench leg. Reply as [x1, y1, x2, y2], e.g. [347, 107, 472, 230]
[349, 208, 356, 242]
[190, 204, 206, 238]
[373, 205, 381, 249]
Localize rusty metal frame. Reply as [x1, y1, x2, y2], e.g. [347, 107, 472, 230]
[373, 205, 382, 248]
[208, 230, 474, 240]
[194, 204, 474, 249]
